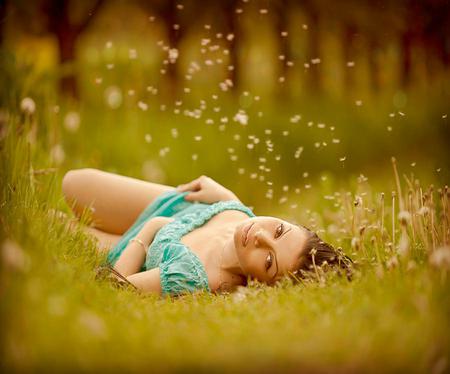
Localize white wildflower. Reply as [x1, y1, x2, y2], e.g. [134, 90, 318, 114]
[20, 97, 36, 115]
[429, 246, 450, 270]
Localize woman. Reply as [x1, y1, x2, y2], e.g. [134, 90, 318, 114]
[62, 168, 350, 297]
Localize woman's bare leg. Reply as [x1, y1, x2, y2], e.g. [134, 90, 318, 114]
[50, 209, 122, 254]
[84, 226, 122, 254]
[62, 168, 176, 235]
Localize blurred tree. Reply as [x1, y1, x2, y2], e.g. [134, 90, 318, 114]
[45, 0, 104, 100]
[138, 0, 184, 101]
[222, 0, 241, 94]
[0, 0, 6, 46]
[301, 0, 321, 95]
[422, 0, 450, 84]
[274, 0, 292, 100]
[7, 0, 104, 100]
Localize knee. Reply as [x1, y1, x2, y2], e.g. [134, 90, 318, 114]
[62, 168, 97, 198]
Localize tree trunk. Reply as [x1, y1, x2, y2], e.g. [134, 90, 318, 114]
[224, 0, 239, 94]
[56, 27, 78, 100]
[275, 0, 291, 100]
[163, 0, 182, 102]
[302, 3, 321, 95]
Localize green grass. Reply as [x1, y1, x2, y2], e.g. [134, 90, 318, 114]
[1, 71, 450, 372]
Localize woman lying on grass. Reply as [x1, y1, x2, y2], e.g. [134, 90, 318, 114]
[61, 168, 352, 297]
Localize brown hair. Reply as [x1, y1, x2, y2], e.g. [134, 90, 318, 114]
[294, 226, 353, 279]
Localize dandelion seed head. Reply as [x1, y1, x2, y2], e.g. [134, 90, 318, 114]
[429, 246, 450, 270]
[20, 97, 36, 115]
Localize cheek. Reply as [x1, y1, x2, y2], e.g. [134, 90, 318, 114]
[237, 251, 263, 278]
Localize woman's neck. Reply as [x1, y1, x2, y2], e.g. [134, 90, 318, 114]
[212, 220, 246, 279]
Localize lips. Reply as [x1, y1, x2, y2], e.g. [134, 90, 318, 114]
[242, 223, 254, 247]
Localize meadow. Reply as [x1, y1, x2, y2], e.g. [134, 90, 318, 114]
[1, 1, 450, 371]
[1, 76, 449, 372]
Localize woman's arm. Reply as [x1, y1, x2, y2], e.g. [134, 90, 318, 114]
[176, 175, 241, 204]
[113, 217, 174, 276]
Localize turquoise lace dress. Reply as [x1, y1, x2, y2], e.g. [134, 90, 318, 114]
[106, 190, 255, 297]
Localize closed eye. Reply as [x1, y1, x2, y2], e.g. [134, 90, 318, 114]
[275, 223, 284, 238]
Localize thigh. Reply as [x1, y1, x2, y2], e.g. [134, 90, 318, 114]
[62, 168, 176, 235]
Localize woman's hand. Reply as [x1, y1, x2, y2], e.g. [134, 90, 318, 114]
[175, 175, 240, 204]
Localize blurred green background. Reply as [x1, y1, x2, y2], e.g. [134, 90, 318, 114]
[1, 0, 449, 210]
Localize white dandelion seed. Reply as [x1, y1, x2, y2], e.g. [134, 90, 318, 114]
[138, 101, 148, 111]
[290, 114, 301, 123]
[233, 110, 248, 125]
[145, 134, 152, 143]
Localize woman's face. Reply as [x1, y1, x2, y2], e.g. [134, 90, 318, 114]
[233, 216, 309, 284]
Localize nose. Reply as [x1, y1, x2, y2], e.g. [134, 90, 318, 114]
[254, 229, 272, 248]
